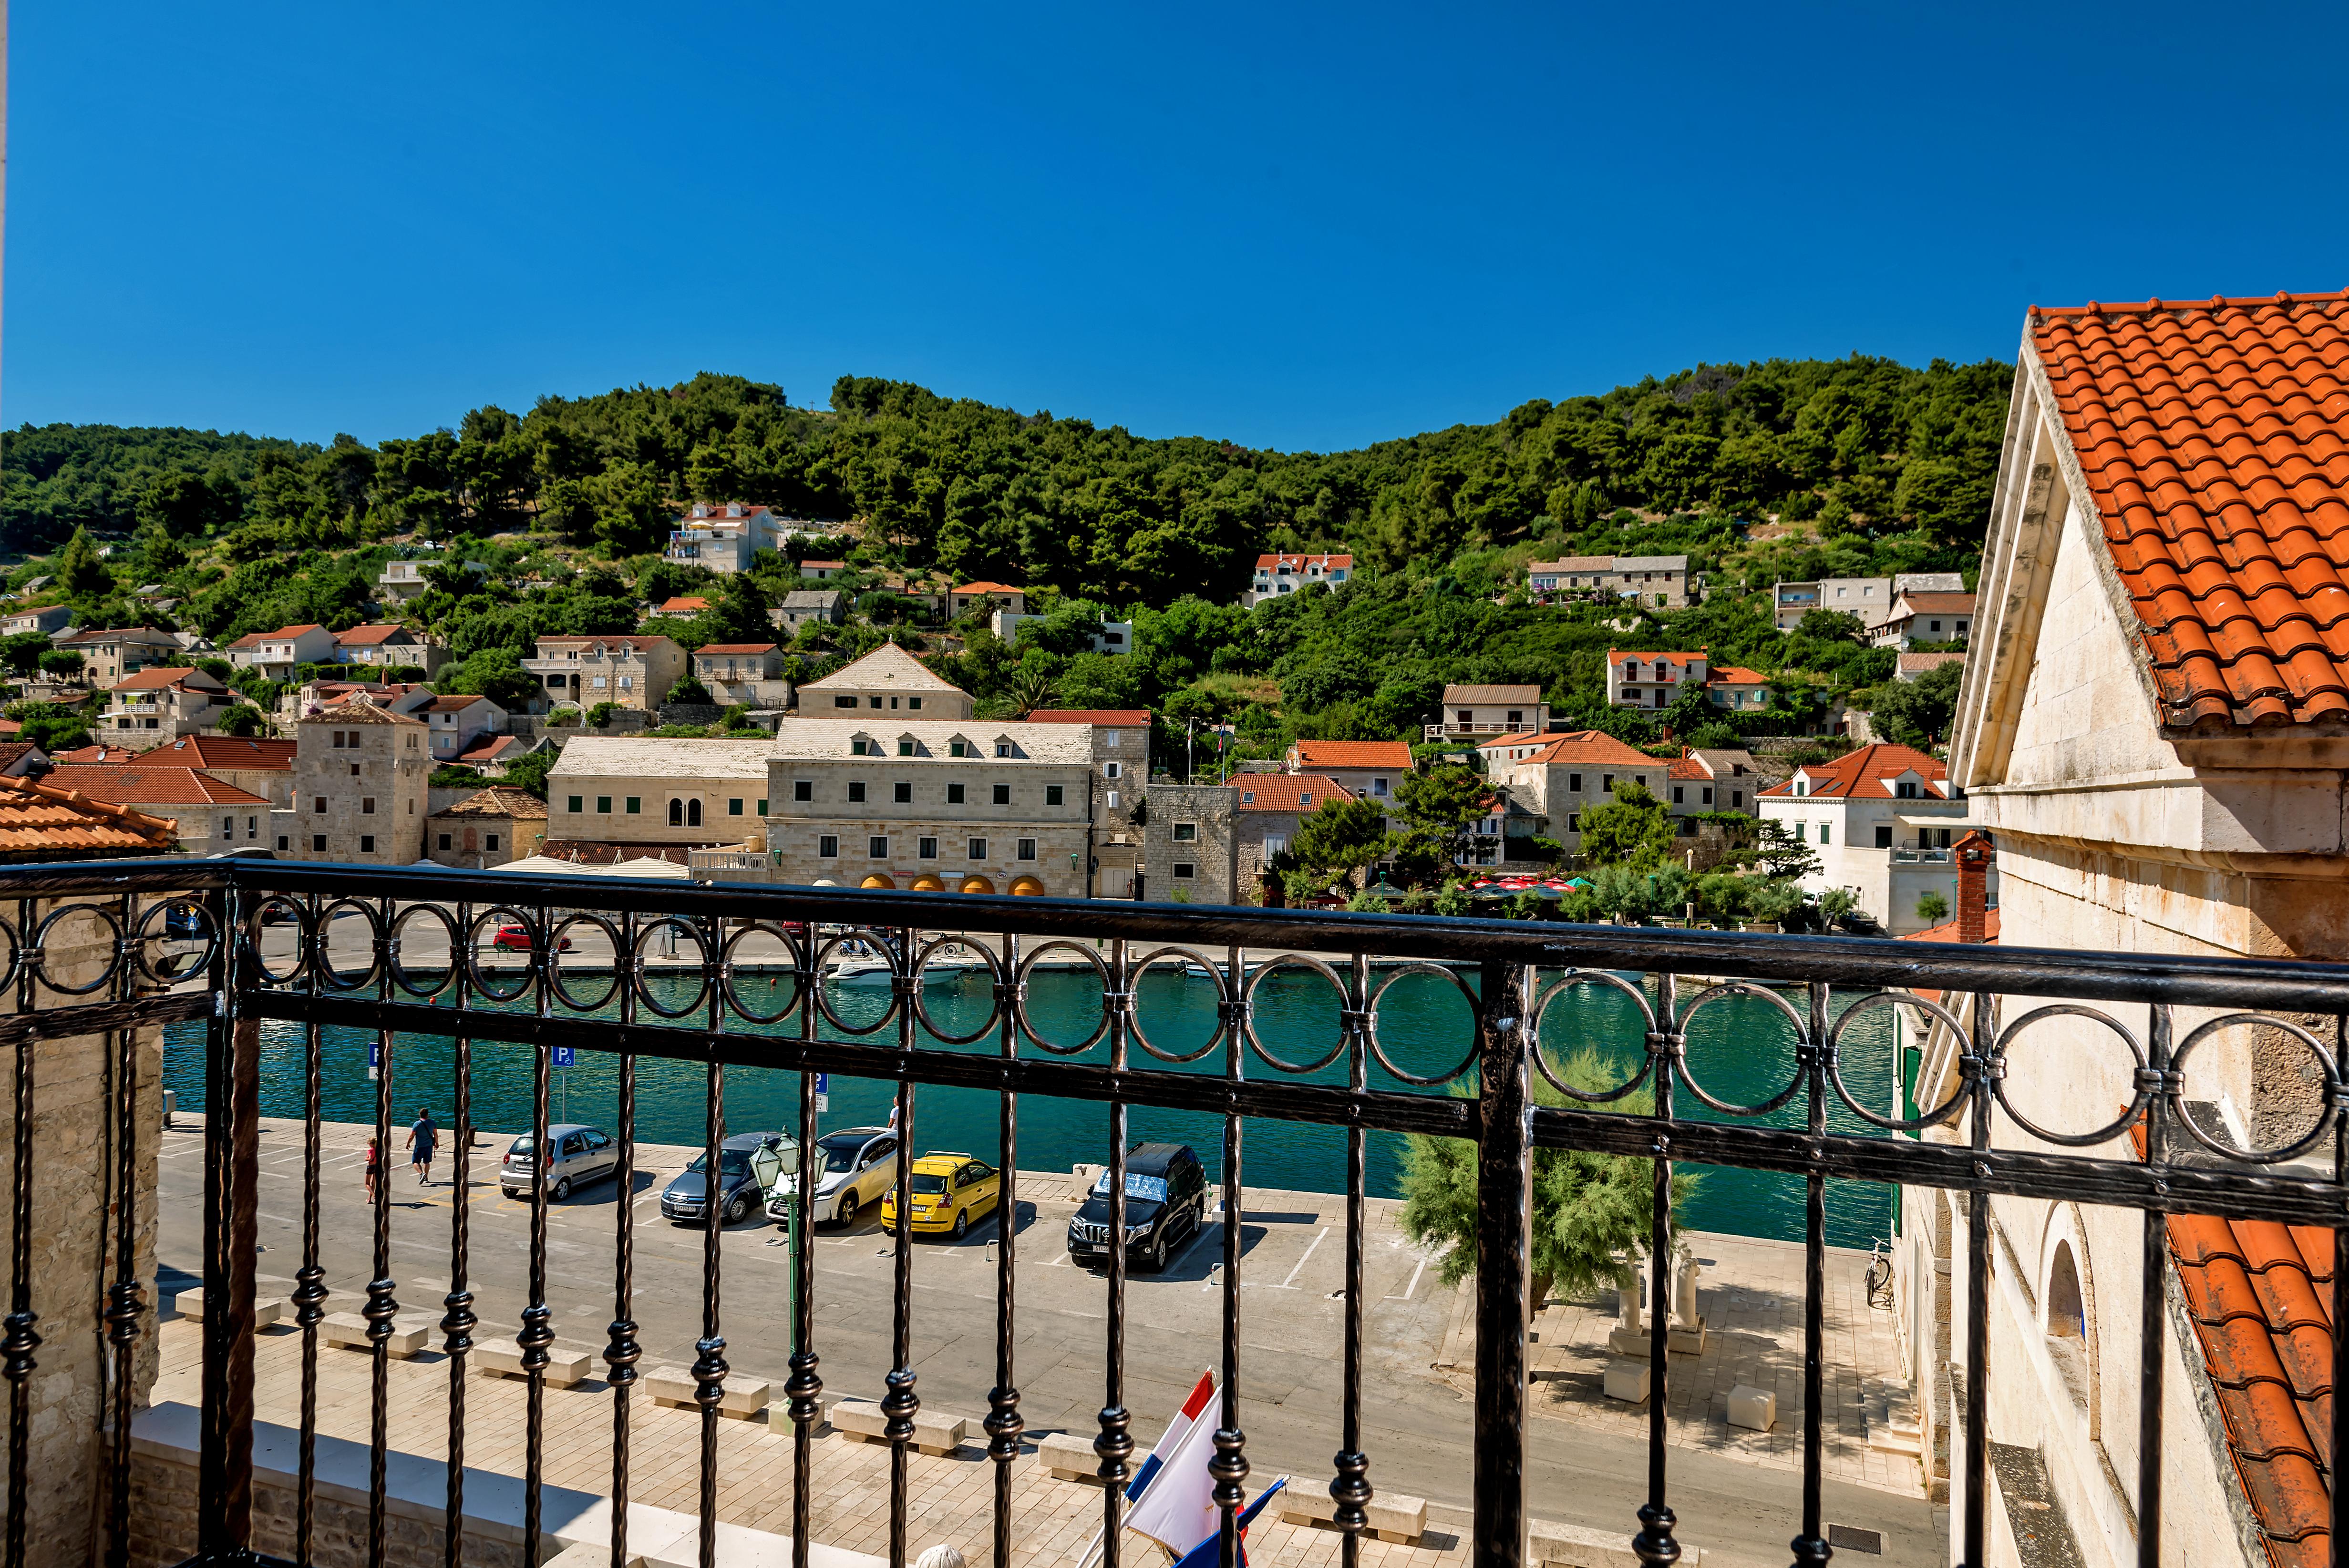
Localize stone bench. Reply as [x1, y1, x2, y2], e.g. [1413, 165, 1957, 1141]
[1531, 1517, 1704, 1566]
[320, 1312, 432, 1358]
[473, 1335, 592, 1388]
[826, 1398, 965, 1456]
[646, 1364, 771, 1419]
[169, 1291, 283, 1328]
[1274, 1480, 1429, 1545]
[1037, 1430, 1107, 1484]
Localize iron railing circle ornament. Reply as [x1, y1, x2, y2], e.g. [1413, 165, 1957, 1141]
[311, 898, 386, 994]
[717, 922, 810, 1026]
[242, 895, 310, 986]
[1013, 941, 1113, 1056]
[908, 933, 1006, 1046]
[1364, 962, 1482, 1086]
[386, 902, 461, 998]
[131, 896, 217, 986]
[463, 905, 542, 1003]
[549, 914, 627, 1014]
[628, 917, 712, 1019]
[1670, 982, 1810, 1117]
[0, 912, 23, 993]
[1824, 991, 1975, 1131]
[1240, 953, 1352, 1076]
[31, 902, 127, 997]
[1988, 1004, 2151, 1148]
[2167, 1011, 2342, 1165]
[1528, 969, 1659, 1104]
[1124, 947, 1231, 1065]
[810, 928, 906, 1036]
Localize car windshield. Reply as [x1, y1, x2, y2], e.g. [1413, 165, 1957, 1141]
[819, 1138, 870, 1174]
[1092, 1171, 1169, 1203]
[686, 1148, 756, 1177]
[911, 1172, 949, 1195]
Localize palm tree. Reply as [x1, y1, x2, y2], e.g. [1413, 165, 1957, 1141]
[1009, 667, 1058, 716]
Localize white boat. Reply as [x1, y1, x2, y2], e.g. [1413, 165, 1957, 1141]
[826, 944, 896, 986]
[918, 941, 990, 973]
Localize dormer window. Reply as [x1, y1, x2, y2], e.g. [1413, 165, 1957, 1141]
[948, 738, 969, 758]
[1793, 778, 1809, 798]
[850, 736, 876, 756]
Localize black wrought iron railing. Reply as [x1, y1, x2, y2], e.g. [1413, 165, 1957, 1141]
[5, 856, 2349, 1568]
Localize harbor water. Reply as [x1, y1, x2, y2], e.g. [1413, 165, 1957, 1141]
[165, 964, 1899, 1248]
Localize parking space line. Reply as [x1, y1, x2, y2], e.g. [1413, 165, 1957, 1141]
[1386, 1251, 1430, 1302]
[1277, 1227, 1329, 1290]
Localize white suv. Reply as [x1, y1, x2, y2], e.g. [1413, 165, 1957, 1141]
[767, 1127, 900, 1228]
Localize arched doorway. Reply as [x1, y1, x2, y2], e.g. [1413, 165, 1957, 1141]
[688, 798, 702, 827]
[861, 872, 896, 890]
[958, 875, 995, 895]
[1009, 876, 1046, 897]
[910, 873, 946, 892]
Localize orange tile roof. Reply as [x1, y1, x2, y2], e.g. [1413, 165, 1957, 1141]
[148, 735, 297, 770]
[0, 773, 179, 857]
[1888, 591, 1976, 615]
[697, 643, 780, 656]
[42, 765, 273, 807]
[110, 666, 220, 693]
[953, 582, 1024, 595]
[2030, 291, 2349, 730]
[335, 623, 415, 646]
[433, 785, 549, 820]
[2164, 1208, 2334, 1567]
[655, 596, 711, 614]
[1289, 739, 1412, 770]
[1235, 774, 1355, 813]
[1899, 908, 2002, 944]
[1759, 742, 1949, 799]
[51, 744, 140, 765]
[1254, 553, 1352, 571]
[1489, 729, 1657, 769]
[1709, 665, 1769, 684]
[1025, 709, 1151, 727]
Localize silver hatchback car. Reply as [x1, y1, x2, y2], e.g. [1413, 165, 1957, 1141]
[501, 1124, 620, 1201]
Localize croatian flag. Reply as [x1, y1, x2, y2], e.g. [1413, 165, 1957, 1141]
[1166, 1478, 1288, 1568]
[1127, 1370, 1216, 1503]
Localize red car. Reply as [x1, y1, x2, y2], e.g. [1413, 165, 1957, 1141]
[492, 924, 572, 953]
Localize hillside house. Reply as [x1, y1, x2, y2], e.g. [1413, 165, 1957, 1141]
[1284, 738, 1412, 803]
[224, 623, 335, 679]
[692, 644, 793, 708]
[102, 667, 235, 738]
[797, 643, 973, 720]
[333, 623, 442, 674]
[1429, 683, 1548, 739]
[52, 627, 181, 687]
[1873, 590, 1978, 650]
[1757, 742, 1988, 935]
[1242, 553, 1352, 606]
[772, 590, 847, 634]
[523, 635, 687, 714]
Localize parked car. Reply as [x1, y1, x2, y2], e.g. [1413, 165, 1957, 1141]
[1066, 1143, 1209, 1272]
[493, 924, 573, 953]
[881, 1153, 1000, 1240]
[766, 1126, 898, 1228]
[500, 1124, 620, 1201]
[660, 1131, 792, 1225]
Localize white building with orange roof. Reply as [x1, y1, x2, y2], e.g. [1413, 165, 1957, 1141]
[691, 642, 793, 708]
[1232, 773, 1357, 883]
[1283, 738, 1413, 803]
[1482, 728, 1668, 851]
[1242, 552, 1352, 606]
[331, 622, 443, 675]
[661, 502, 801, 573]
[1889, 290, 2349, 1566]
[222, 622, 336, 679]
[1756, 741, 1988, 933]
[41, 765, 274, 855]
[1605, 649, 1709, 709]
[102, 666, 237, 739]
[947, 582, 1026, 618]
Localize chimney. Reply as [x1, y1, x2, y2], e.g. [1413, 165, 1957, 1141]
[1954, 830, 1993, 943]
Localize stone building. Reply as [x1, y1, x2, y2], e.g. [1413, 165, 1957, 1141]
[771, 589, 847, 634]
[52, 626, 182, 687]
[1903, 290, 2349, 1567]
[1427, 682, 1548, 739]
[1233, 773, 1354, 885]
[522, 634, 687, 714]
[796, 642, 972, 720]
[546, 736, 772, 862]
[102, 666, 237, 739]
[762, 717, 1093, 894]
[428, 785, 549, 868]
[130, 734, 299, 809]
[42, 765, 273, 854]
[690, 643, 794, 709]
[1026, 707, 1151, 892]
[1284, 738, 1411, 805]
[275, 700, 431, 862]
[1756, 742, 1989, 935]
[1479, 728, 1666, 857]
[1141, 783, 1238, 904]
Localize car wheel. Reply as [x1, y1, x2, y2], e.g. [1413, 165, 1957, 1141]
[953, 1209, 969, 1241]
[551, 1176, 572, 1201]
[725, 1195, 749, 1224]
[1148, 1231, 1168, 1272]
[835, 1192, 857, 1228]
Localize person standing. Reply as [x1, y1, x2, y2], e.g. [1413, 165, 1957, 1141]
[408, 1108, 439, 1187]
[362, 1136, 380, 1203]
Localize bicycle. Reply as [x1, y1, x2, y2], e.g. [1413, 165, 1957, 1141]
[1865, 1235, 1895, 1309]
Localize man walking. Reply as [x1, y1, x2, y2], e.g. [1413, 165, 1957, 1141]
[408, 1108, 439, 1187]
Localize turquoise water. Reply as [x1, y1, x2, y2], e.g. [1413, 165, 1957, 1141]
[165, 967, 1897, 1248]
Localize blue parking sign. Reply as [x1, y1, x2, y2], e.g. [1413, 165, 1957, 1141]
[813, 1073, 828, 1094]
[551, 1046, 576, 1069]
[366, 1040, 380, 1080]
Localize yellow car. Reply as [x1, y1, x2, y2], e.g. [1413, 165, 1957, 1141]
[881, 1152, 1001, 1240]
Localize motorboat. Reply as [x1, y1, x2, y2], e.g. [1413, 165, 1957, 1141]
[825, 943, 896, 986]
[916, 941, 990, 973]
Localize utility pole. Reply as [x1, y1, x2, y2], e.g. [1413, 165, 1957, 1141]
[1185, 718, 1195, 784]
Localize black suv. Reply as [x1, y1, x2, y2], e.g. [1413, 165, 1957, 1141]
[1067, 1143, 1209, 1272]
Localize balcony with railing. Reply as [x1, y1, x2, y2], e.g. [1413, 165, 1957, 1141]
[6, 858, 2349, 1568]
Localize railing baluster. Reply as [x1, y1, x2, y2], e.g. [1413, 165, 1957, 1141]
[1791, 983, 1830, 1568]
[607, 907, 640, 1568]
[1097, 936, 1133, 1568]
[1332, 951, 1371, 1565]
[444, 894, 478, 1568]
[367, 1004, 396, 1568]
[95, 893, 130, 1568]
[785, 916, 821, 1568]
[986, 932, 1024, 1568]
[1961, 988, 1994, 1568]
[2134, 1003, 2172, 1568]
[200, 1015, 263, 1557]
[1472, 957, 1529, 1568]
[1634, 971, 1680, 1568]
[521, 937, 552, 1568]
[696, 913, 728, 1568]
[296, 1007, 325, 1568]
[885, 924, 918, 1568]
[4, 895, 34, 1568]
[1212, 941, 1247, 1568]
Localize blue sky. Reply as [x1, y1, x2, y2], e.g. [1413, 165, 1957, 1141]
[8, 1, 2346, 452]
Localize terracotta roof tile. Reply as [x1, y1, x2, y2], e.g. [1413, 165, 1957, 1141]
[0, 773, 179, 856]
[696, 643, 779, 656]
[1288, 739, 1413, 770]
[2031, 292, 2349, 731]
[1024, 709, 1151, 727]
[147, 735, 296, 770]
[1235, 774, 1355, 813]
[41, 766, 273, 808]
[432, 786, 548, 820]
[1758, 742, 1949, 800]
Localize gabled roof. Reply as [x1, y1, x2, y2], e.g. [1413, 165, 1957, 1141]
[1710, 665, 1769, 684]
[535, 635, 680, 651]
[1760, 742, 1949, 800]
[1666, 755, 1708, 780]
[1441, 683, 1543, 705]
[697, 643, 779, 656]
[433, 785, 549, 821]
[655, 596, 712, 614]
[1610, 648, 1707, 663]
[1613, 555, 1690, 572]
[1025, 708, 1151, 727]
[42, 766, 272, 807]
[800, 559, 846, 569]
[1488, 729, 1658, 770]
[1527, 555, 1615, 573]
[150, 735, 297, 770]
[452, 733, 530, 765]
[1687, 748, 1760, 778]
[778, 589, 845, 607]
[953, 581, 1024, 595]
[798, 643, 963, 695]
[298, 700, 423, 727]
[0, 774, 179, 857]
[550, 735, 773, 779]
[1254, 553, 1352, 571]
[1886, 591, 1977, 615]
[1901, 908, 2002, 945]
[50, 744, 140, 765]
[110, 666, 225, 694]
[1288, 738, 1412, 770]
[1898, 651, 1968, 675]
[2029, 291, 2349, 730]
[1235, 775, 1354, 813]
[422, 694, 493, 713]
[335, 623, 416, 646]
[57, 626, 174, 646]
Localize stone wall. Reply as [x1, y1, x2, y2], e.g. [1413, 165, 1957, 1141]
[0, 898, 168, 1568]
[1141, 784, 1238, 904]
